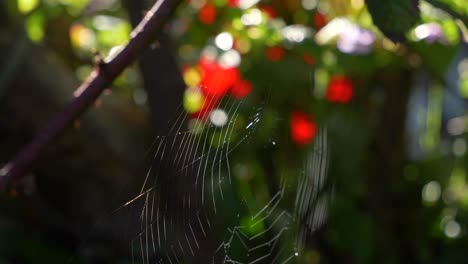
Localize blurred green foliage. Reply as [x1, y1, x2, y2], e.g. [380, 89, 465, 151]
[1, 0, 468, 263]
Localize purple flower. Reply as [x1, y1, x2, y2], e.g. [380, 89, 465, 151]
[414, 23, 445, 44]
[337, 26, 375, 55]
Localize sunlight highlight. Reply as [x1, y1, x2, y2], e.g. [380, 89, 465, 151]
[215, 32, 234, 51]
[444, 220, 461, 238]
[219, 50, 241, 68]
[241, 9, 263, 26]
[422, 181, 441, 203]
[209, 109, 228, 127]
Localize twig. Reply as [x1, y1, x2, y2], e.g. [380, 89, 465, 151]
[0, 0, 182, 189]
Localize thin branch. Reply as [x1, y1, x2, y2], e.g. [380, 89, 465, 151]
[0, 0, 182, 189]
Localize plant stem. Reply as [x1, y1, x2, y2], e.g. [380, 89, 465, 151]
[0, 0, 182, 189]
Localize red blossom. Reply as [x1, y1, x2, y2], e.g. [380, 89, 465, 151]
[259, 5, 276, 18]
[200, 60, 240, 98]
[290, 111, 318, 146]
[313, 12, 327, 31]
[198, 57, 216, 71]
[199, 4, 216, 25]
[231, 79, 252, 99]
[227, 0, 239, 7]
[325, 75, 353, 103]
[265, 46, 285, 62]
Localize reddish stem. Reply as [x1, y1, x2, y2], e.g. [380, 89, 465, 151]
[0, 0, 182, 189]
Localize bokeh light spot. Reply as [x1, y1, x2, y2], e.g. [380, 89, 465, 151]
[215, 32, 234, 51]
[422, 181, 441, 203]
[444, 220, 461, 238]
[199, 4, 217, 25]
[290, 111, 317, 146]
[209, 109, 229, 127]
[184, 87, 205, 113]
[18, 0, 39, 13]
[325, 75, 353, 103]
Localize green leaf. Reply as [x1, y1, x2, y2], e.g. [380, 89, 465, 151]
[425, 0, 468, 26]
[95, 18, 131, 50]
[25, 11, 45, 42]
[61, 0, 91, 15]
[409, 41, 458, 77]
[460, 77, 468, 98]
[18, 0, 39, 14]
[365, 0, 420, 41]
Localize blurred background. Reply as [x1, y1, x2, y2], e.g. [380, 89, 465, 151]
[0, 0, 467, 263]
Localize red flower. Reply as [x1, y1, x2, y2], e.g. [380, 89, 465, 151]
[227, 0, 239, 7]
[231, 79, 252, 99]
[199, 4, 216, 25]
[198, 57, 217, 71]
[290, 111, 318, 146]
[326, 76, 353, 103]
[259, 5, 276, 18]
[265, 46, 285, 61]
[200, 60, 240, 98]
[303, 53, 315, 65]
[313, 12, 327, 31]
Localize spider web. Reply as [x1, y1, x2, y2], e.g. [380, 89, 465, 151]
[113, 84, 331, 263]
